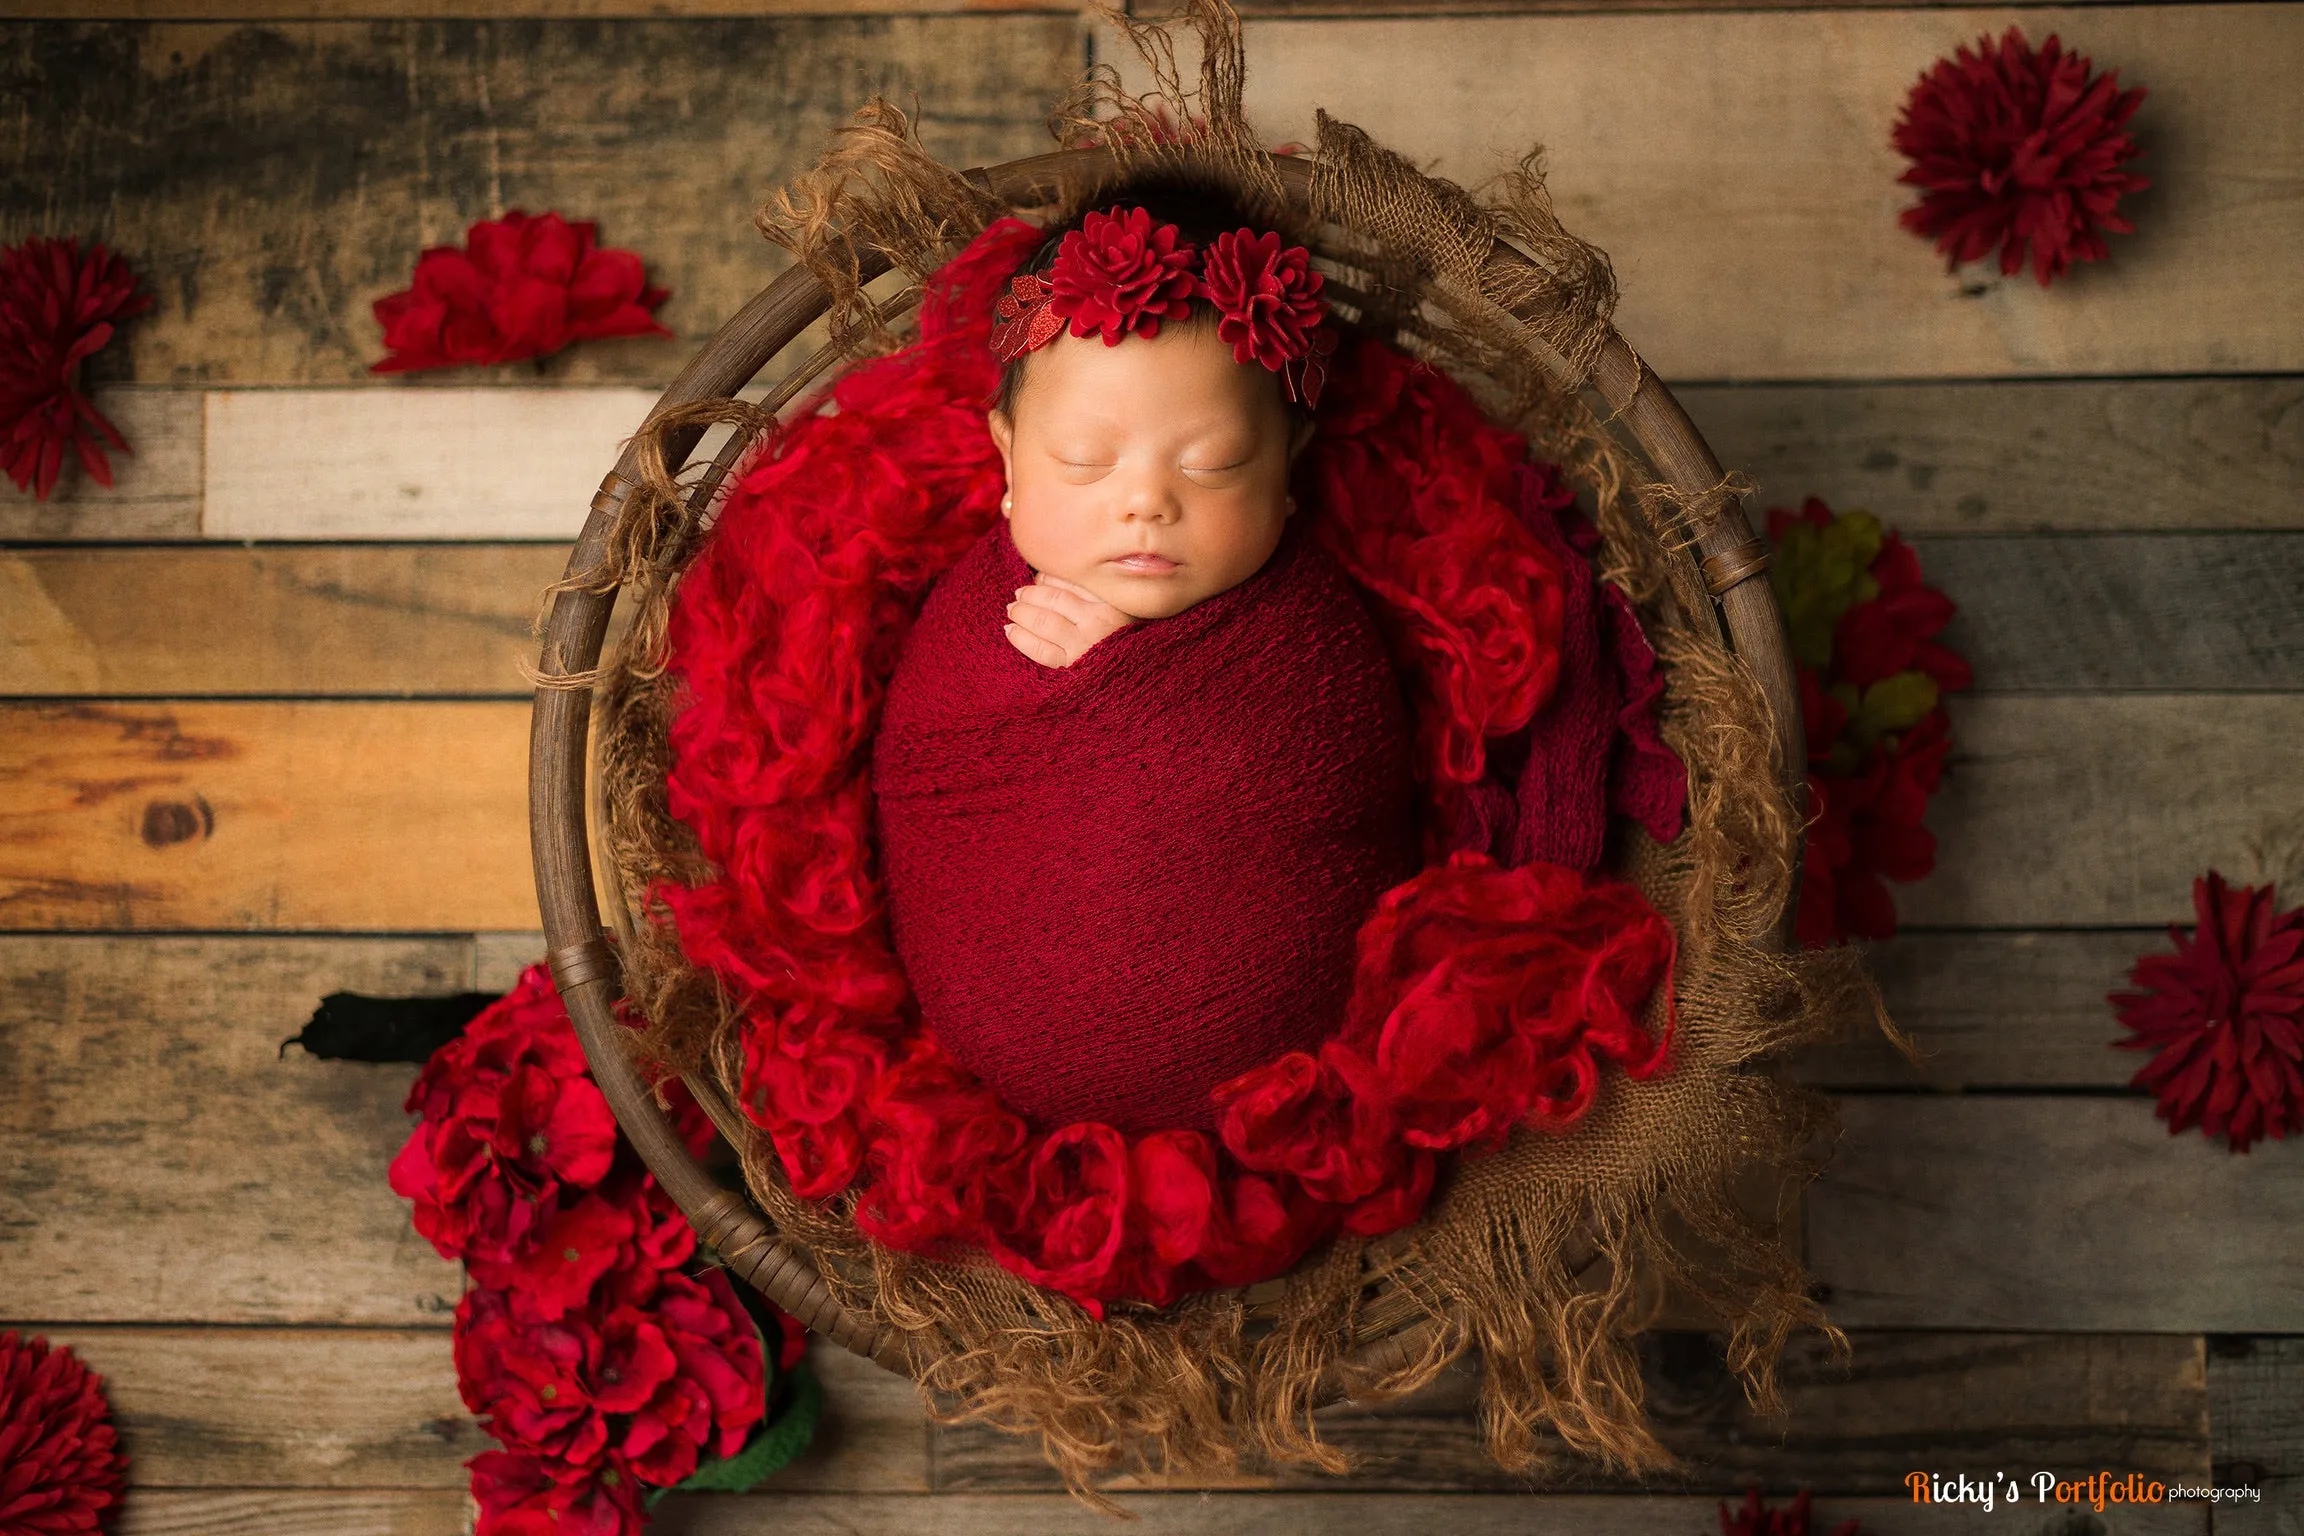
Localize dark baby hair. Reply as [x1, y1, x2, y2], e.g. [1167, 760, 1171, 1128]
[991, 176, 1318, 432]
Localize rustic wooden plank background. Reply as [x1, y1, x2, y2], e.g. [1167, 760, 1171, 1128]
[2, 2, 2296, 1533]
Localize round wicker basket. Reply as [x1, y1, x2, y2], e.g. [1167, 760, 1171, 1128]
[528, 144, 1801, 1408]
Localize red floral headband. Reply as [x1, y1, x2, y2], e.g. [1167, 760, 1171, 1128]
[990, 205, 1337, 409]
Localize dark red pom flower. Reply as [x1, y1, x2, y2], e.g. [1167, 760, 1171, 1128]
[388, 964, 620, 1268]
[2112, 872, 2304, 1153]
[372, 210, 671, 373]
[1198, 227, 1326, 371]
[1046, 206, 1198, 346]
[0, 237, 149, 501]
[0, 1332, 128, 1534]
[1720, 1485, 1861, 1536]
[1892, 26, 2148, 287]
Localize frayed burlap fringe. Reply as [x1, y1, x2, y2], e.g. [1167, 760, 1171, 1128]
[577, 0, 1904, 1517]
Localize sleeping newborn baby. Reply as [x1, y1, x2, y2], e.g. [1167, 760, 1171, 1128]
[868, 189, 1425, 1136]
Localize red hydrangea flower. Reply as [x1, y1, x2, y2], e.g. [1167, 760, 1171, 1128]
[1198, 227, 1326, 371]
[470, 1448, 644, 1536]
[0, 1332, 127, 1535]
[1719, 1485, 1861, 1536]
[388, 964, 620, 1268]
[2112, 872, 2304, 1153]
[1767, 498, 1969, 948]
[1892, 26, 2148, 287]
[372, 210, 671, 373]
[0, 237, 149, 501]
[1047, 206, 1198, 345]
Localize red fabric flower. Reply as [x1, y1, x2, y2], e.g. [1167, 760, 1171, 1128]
[470, 1449, 644, 1536]
[0, 1332, 127, 1535]
[1198, 227, 1326, 370]
[389, 964, 620, 1268]
[1047, 206, 1198, 345]
[2112, 872, 2304, 1153]
[1892, 26, 2148, 287]
[1720, 1485, 1861, 1536]
[371, 210, 670, 373]
[656, 217, 1680, 1315]
[0, 237, 149, 502]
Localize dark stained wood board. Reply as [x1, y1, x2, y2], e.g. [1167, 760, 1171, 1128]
[0, 16, 1084, 385]
[101, 1491, 2211, 1536]
[1809, 1097, 2304, 1332]
[2207, 1336, 2304, 1536]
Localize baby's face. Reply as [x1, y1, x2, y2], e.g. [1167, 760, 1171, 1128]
[988, 322, 1310, 621]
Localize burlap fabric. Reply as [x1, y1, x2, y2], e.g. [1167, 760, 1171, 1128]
[563, 0, 1900, 1513]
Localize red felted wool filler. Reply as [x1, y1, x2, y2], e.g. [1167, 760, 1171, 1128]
[656, 216, 1688, 1314]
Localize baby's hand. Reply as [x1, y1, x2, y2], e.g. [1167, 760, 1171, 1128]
[1005, 572, 1136, 668]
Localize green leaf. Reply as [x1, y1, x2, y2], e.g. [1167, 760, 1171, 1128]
[665, 1362, 824, 1497]
[1770, 508, 1882, 670]
[1848, 671, 1939, 748]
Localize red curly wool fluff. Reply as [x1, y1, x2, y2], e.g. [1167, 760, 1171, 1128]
[658, 218, 1677, 1314]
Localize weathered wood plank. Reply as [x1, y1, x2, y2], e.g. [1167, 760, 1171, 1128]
[934, 1330, 2207, 1493]
[1905, 693, 2304, 929]
[0, 701, 538, 931]
[2, 695, 2293, 931]
[1795, 930, 2154, 1090]
[0, 936, 467, 1325]
[104, 1491, 2214, 1536]
[1680, 377, 2304, 535]
[2, 1329, 927, 1493]
[201, 388, 658, 539]
[2206, 1335, 2304, 1535]
[26, 1327, 479, 1488]
[7, 535, 2295, 694]
[0, 390, 202, 541]
[1159, 6, 2304, 379]
[1809, 1097, 2304, 1332]
[0, 17, 1081, 385]
[1914, 534, 2304, 691]
[1, 545, 561, 696]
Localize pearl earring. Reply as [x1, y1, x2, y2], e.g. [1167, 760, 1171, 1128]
[1001, 491, 1013, 513]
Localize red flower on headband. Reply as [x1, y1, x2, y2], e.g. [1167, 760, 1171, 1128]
[1892, 27, 2148, 287]
[1048, 206, 1198, 345]
[1200, 228, 1326, 371]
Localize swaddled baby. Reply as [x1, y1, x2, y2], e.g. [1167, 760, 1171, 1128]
[870, 187, 1425, 1136]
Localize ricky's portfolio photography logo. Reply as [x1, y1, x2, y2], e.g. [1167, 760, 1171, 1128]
[1904, 1470, 2264, 1512]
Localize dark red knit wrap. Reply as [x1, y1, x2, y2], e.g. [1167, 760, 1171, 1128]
[871, 511, 1424, 1136]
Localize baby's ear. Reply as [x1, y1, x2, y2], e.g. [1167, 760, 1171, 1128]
[987, 407, 1015, 459]
[1286, 414, 1317, 464]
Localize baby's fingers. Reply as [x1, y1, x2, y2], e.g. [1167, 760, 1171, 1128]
[1004, 619, 1069, 668]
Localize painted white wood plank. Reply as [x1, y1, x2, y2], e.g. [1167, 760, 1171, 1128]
[1811, 1096, 2304, 1331]
[1119, 5, 2304, 379]
[202, 387, 659, 539]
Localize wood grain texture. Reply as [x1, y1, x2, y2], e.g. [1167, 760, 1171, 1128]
[0, 390, 202, 540]
[1809, 1097, 2304, 1332]
[1680, 377, 2304, 534]
[1795, 930, 2158, 1090]
[27, 1327, 478, 1487]
[0, 1330, 929, 1493]
[0, 701, 537, 930]
[0, 16, 1080, 385]
[6, 534, 2295, 695]
[1132, 5, 2304, 379]
[1, 545, 562, 696]
[101, 1491, 2214, 1536]
[202, 388, 659, 539]
[2206, 1336, 2304, 1535]
[0, 936, 470, 1325]
[934, 1330, 2207, 1492]
[1905, 693, 2304, 928]
[4, 695, 2294, 931]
